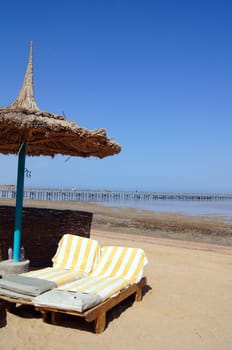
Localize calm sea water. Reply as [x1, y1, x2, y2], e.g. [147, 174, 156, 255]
[89, 198, 232, 219]
[1, 187, 232, 219]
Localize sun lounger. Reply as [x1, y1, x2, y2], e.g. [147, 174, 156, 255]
[0, 234, 100, 303]
[34, 246, 148, 333]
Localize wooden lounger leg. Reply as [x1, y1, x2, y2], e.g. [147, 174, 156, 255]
[6, 302, 17, 313]
[0, 302, 7, 328]
[41, 310, 51, 323]
[41, 310, 60, 325]
[135, 285, 142, 301]
[94, 312, 106, 334]
[135, 277, 147, 301]
[51, 311, 60, 325]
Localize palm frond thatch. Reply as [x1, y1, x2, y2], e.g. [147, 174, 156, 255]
[0, 43, 121, 159]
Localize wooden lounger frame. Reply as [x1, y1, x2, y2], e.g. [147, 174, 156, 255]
[37, 277, 147, 333]
[0, 277, 147, 333]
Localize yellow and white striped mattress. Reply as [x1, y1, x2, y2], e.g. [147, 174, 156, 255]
[52, 234, 100, 273]
[59, 276, 129, 301]
[21, 267, 83, 287]
[22, 235, 101, 286]
[57, 245, 148, 300]
[90, 246, 148, 284]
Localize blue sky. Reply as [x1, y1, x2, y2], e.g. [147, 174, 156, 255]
[0, 0, 231, 193]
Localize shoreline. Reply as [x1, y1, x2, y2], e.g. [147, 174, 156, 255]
[1, 198, 232, 247]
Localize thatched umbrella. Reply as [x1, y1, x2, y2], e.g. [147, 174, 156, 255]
[0, 43, 121, 261]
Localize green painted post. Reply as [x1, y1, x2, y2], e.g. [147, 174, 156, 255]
[13, 143, 26, 261]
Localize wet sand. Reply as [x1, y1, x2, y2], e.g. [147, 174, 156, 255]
[1, 198, 232, 246]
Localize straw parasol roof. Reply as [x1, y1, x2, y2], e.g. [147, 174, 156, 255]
[0, 43, 121, 158]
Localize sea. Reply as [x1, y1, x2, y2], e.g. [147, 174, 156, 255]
[87, 197, 232, 219]
[1, 187, 232, 220]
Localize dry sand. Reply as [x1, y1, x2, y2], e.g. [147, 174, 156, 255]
[0, 199, 232, 349]
[0, 229, 232, 350]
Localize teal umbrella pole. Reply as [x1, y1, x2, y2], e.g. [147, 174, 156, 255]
[13, 143, 26, 261]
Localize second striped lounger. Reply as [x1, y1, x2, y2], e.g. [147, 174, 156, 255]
[34, 246, 148, 333]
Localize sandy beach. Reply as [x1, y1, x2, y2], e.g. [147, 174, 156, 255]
[0, 199, 232, 349]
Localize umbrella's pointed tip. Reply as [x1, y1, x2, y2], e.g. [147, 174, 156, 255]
[8, 42, 39, 111]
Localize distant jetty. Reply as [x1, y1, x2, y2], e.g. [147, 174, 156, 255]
[0, 186, 232, 202]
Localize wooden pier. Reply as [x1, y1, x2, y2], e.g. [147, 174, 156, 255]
[0, 186, 232, 202]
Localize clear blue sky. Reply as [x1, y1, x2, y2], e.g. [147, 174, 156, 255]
[0, 0, 231, 193]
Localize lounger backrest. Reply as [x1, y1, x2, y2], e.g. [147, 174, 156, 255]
[90, 246, 148, 283]
[52, 234, 100, 274]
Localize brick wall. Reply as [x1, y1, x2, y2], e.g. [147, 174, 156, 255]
[0, 206, 93, 267]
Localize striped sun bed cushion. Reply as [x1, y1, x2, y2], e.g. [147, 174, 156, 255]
[90, 246, 148, 284]
[52, 234, 100, 273]
[21, 267, 82, 287]
[21, 235, 100, 286]
[57, 246, 148, 300]
[59, 276, 129, 301]
[34, 246, 148, 311]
